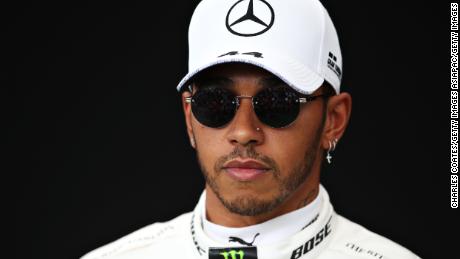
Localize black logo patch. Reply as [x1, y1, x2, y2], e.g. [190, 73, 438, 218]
[209, 247, 258, 259]
[327, 52, 342, 79]
[226, 0, 275, 37]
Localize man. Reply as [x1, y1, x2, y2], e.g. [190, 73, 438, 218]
[82, 0, 420, 258]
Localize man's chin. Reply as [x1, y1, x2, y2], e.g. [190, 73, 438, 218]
[218, 194, 283, 217]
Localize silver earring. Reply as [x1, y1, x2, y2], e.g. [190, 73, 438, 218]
[326, 138, 339, 164]
[326, 141, 333, 164]
[256, 127, 261, 131]
[190, 137, 195, 148]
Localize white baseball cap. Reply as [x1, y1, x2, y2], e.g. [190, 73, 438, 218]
[176, 0, 343, 95]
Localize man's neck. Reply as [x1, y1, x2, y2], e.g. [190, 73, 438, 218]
[201, 185, 323, 246]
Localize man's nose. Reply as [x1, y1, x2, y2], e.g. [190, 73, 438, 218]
[225, 98, 264, 147]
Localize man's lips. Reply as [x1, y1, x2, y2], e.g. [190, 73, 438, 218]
[222, 159, 270, 181]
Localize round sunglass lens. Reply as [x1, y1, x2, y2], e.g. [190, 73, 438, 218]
[191, 87, 236, 128]
[253, 87, 300, 128]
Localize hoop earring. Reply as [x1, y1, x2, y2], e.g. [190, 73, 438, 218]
[190, 137, 196, 148]
[332, 138, 338, 151]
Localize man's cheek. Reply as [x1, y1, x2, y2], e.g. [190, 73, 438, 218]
[199, 150, 219, 174]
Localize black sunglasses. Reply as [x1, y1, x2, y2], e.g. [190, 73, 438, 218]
[185, 86, 330, 128]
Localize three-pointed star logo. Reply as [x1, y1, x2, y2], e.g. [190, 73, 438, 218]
[226, 0, 275, 37]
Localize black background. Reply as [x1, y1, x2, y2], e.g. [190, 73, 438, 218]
[9, 1, 455, 258]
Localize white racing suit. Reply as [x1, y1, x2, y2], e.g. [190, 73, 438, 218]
[81, 186, 421, 259]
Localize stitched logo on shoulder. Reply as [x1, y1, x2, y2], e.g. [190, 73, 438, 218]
[345, 243, 385, 259]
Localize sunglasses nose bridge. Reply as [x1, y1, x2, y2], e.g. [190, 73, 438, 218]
[232, 95, 261, 124]
[234, 95, 253, 109]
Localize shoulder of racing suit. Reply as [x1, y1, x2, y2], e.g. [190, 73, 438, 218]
[80, 212, 193, 259]
[323, 214, 421, 259]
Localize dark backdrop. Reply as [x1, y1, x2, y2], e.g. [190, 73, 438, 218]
[10, 1, 455, 258]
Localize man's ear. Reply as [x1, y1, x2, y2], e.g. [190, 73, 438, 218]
[181, 90, 196, 149]
[322, 92, 352, 149]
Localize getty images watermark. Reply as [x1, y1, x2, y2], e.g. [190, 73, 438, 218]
[451, 3, 459, 208]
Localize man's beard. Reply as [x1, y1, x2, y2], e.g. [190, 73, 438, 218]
[194, 121, 324, 217]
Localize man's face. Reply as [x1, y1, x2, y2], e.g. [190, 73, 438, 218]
[183, 63, 327, 216]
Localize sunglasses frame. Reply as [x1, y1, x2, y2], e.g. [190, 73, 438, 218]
[184, 87, 330, 129]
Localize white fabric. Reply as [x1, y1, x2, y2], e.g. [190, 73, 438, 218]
[81, 185, 421, 259]
[202, 187, 321, 246]
[176, 0, 343, 95]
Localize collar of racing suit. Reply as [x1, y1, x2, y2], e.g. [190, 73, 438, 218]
[190, 185, 337, 259]
[202, 186, 322, 246]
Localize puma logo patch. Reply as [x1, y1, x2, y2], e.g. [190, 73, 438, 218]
[228, 233, 260, 246]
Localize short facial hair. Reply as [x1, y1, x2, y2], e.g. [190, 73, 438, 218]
[195, 109, 326, 216]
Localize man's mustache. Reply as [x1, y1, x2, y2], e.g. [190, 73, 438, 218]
[214, 146, 279, 174]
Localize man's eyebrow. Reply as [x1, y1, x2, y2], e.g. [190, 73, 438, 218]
[193, 76, 234, 88]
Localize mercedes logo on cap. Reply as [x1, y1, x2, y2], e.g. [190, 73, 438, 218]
[226, 0, 275, 37]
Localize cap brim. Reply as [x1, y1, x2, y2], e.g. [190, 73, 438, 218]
[176, 51, 324, 95]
